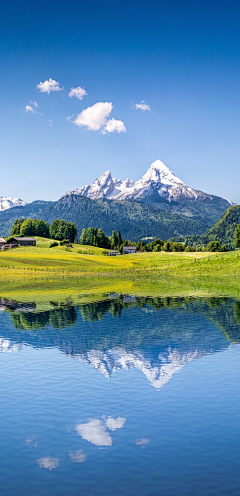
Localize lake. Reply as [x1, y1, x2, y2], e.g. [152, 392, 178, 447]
[0, 294, 240, 496]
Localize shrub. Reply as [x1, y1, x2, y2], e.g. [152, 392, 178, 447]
[102, 250, 109, 256]
[207, 241, 228, 252]
[49, 242, 58, 248]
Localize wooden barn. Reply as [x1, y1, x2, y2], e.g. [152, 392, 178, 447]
[7, 237, 36, 246]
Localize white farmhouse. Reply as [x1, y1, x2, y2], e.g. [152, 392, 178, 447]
[123, 246, 136, 254]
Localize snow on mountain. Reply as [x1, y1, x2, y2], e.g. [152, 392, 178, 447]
[71, 346, 202, 389]
[0, 197, 27, 212]
[64, 160, 204, 203]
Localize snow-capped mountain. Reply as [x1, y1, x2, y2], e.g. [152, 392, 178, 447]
[73, 347, 202, 389]
[64, 159, 229, 206]
[0, 197, 26, 212]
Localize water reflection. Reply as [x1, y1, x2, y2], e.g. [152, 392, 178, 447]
[76, 416, 126, 446]
[37, 456, 60, 471]
[1, 295, 240, 495]
[68, 450, 86, 463]
[1, 295, 240, 388]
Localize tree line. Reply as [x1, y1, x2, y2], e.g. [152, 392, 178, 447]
[79, 228, 228, 252]
[80, 227, 123, 250]
[11, 218, 77, 243]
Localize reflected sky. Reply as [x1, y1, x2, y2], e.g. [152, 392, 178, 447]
[1, 295, 240, 495]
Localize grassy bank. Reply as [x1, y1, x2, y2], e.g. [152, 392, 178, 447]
[0, 236, 240, 303]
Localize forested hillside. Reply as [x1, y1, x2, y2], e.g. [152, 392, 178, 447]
[175, 205, 240, 249]
[0, 201, 54, 237]
[41, 194, 211, 241]
[0, 194, 230, 241]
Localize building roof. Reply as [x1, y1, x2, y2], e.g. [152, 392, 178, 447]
[0, 238, 6, 243]
[123, 246, 136, 249]
[12, 237, 36, 241]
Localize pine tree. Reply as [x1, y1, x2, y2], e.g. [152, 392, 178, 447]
[111, 230, 117, 249]
[117, 231, 122, 248]
[80, 228, 86, 245]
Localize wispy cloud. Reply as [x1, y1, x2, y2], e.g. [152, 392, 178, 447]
[135, 438, 150, 448]
[25, 104, 36, 114]
[72, 102, 126, 133]
[37, 78, 63, 94]
[25, 101, 42, 115]
[69, 86, 87, 100]
[133, 100, 150, 111]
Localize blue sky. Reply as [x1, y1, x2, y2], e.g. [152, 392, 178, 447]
[1, 0, 240, 203]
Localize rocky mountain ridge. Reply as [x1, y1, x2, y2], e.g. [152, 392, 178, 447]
[0, 196, 26, 212]
[65, 159, 232, 220]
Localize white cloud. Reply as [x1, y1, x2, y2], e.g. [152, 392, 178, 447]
[25, 105, 36, 114]
[37, 78, 63, 94]
[75, 416, 126, 446]
[72, 102, 126, 133]
[105, 416, 126, 431]
[73, 101, 113, 131]
[133, 100, 150, 111]
[103, 118, 126, 134]
[76, 419, 112, 446]
[37, 456, 60, 471]
[69, 86, 87, 100]
[30, 101, 38, 108]
[69, 449, 86, 463]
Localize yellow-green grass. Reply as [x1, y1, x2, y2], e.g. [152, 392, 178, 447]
[1, 237, 240, 304]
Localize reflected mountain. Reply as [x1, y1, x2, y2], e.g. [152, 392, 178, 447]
[0, 295, 240, 388]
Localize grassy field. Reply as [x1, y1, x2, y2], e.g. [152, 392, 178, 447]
[0, 236, 240, 303]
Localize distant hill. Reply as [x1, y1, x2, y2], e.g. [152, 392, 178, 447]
[0, 201, 54, 237]
[174, 205, 240, 249]
[41, 194, 212, 240]
[0, 194, 215, 240]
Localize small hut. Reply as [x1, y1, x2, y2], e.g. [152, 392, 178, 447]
[7, 237, 36, 246]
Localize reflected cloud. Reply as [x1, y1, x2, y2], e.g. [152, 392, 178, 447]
[69, 449, 86, 463]
[76, 419, 112, 446]
[76, 416, 126, 446]
[135, 438, 150, 448]
[105, 416, 126, 431]
[0, 338, 24, 353]
[37, 456, 60, 471]
[26, 435, 38, 447]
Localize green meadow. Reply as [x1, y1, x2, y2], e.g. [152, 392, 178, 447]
[1, 236, 240, 306]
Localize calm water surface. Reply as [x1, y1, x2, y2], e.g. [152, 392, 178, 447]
[0, 295, 240, 496]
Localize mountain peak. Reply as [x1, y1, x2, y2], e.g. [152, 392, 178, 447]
[142, 160, 185, 187]
[0, 196, 27, 212]
[64, 159, 231, 215]
[149, 159, 171, 172]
